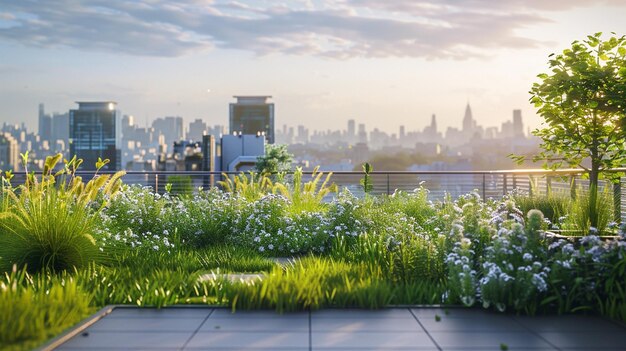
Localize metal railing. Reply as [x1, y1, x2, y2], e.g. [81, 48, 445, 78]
[6, 168, 626, 221]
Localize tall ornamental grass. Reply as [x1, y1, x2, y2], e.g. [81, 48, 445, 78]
[0, 154, 124, 272]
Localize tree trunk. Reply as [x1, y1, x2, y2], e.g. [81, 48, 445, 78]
[589, 164, 599, 231]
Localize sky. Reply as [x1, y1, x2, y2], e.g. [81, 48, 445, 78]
[1, 0, 626, 135]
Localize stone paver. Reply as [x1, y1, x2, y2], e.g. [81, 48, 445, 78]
[53, 307, 626, 351]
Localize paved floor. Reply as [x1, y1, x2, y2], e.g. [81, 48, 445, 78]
[54, 307, 626, 350]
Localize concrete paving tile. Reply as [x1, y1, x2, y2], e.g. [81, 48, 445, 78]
[429, 331, 554, 349]
[419, 316, 525, 332]
[57, 331, 192, 349]
[514, 315, 626, 332]
[201, 317, 309, 331]
[185, 331, 309, 349]
[313, 331, 436, 349]
[107, 307, 213, 319]
[311, 317, 422, 332]
[86, 317, 205, 332]
[211, 308, 308, 319]
[312, 308, 413, 319]
[538, 331, 626, 348]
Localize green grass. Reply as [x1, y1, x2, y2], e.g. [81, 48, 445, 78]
[0, 267, 92, 351]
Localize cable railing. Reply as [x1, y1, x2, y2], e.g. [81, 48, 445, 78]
[6, 168, 626, 221]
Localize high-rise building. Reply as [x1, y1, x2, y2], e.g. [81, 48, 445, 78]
[462, 103, 475, 134]
[0, 133, 19, 171]
[153, 116, 184, 148]
[51, 112, 69, 151]
[69, 101, 121, 170]
[187, 118, 207, 141]
[347, 119, 356, 139]
[38, 103, 52, 142]
[512, 109, 524, 138]
[229, 96, 275, 143]
[358, 123, 367, 143]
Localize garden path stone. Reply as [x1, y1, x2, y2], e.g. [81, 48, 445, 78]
[48, 307, 626, 351]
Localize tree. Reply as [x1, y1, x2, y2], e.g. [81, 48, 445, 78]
[527, 32, 626, 229]
[255, 144, 294, 174]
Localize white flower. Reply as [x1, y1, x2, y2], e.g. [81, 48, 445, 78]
[259, 246, 265, 252]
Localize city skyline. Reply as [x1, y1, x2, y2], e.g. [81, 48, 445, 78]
[1, 1, 626, 134]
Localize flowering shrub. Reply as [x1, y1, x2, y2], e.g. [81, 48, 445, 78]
[234, 194, 331, 255]
[181, 188, 244, 247]
[446, 238, 477, 306]
[447, 202, 551, 313]
[98, 185, 179, 252]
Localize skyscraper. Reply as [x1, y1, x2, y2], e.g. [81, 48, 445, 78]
[153, 116, 184, 148]
[0, 133, 19, 171]
[187, 118, 207, 141]
[512, 109, 524, 138]
[38, 103, 52, 142]
[347, 119, 356, 139]
[229, 96, 275, 143]
[69, 101, 121, 170]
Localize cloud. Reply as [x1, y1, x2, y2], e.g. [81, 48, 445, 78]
[0, 0, 621, 59]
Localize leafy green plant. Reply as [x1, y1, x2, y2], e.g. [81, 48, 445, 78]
[255, 143, 293, 174]
[165, 175, 194, 195]
[360, 162, 373, 194]
[512, 191, 570, 226]
[562, 186, 614, 235]
[522, 32, 626, 228]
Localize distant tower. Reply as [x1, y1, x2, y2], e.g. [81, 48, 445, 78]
[229, 96, 275, 143]
[512, 109, 524, 138]
[69, 102, 121, 170]
[430, 114, 437, 134]
[347, 119, 356, 138]
[0, 133, 19, 171]
[399, 125, 405, 140]
[38, 103, 52, 142]
[357, 123, 367, 143]
[462, 103, 474, 133]
[187, 118, 207, 141]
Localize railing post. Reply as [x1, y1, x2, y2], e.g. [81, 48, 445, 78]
[546, 176, 552, 196]
[155, 174, 159, 193]
[529, 175, 534, 197]
[503, 174, 508, 196]
[482, 173, 486, 199]
[386, 173, 390, 195]
[614, 179, 622, 224]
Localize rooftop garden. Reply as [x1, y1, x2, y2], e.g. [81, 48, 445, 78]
[2, 33, 626, 351]
[1, 154, 625, 350]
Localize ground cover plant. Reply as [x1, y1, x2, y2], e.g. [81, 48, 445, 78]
[1, 157, 626, 350]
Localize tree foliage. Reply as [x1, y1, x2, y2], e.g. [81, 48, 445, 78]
[527, 32, 626, 228]
[255, 144, 294, 174]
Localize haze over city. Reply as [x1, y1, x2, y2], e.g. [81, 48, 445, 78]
[1, 0, 626, 133]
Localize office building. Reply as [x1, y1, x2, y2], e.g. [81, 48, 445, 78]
[69, 101, 121, 170]
[0, 133, 19, 171]
[229, 96, 275, 143]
